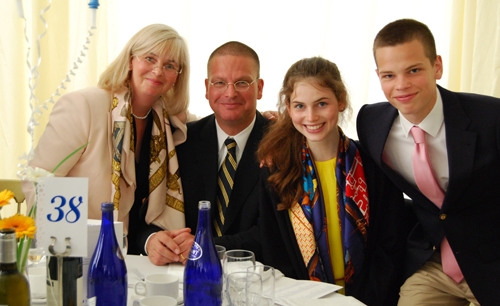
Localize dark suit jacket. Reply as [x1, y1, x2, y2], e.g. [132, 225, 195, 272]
[176, 112, 269, 260]
[258, 140, 412, 306]
[357, 85, 500, 305]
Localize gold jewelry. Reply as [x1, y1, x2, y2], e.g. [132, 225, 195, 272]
[179, 253, 186, 261]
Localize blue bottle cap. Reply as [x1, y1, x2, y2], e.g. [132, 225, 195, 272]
[101, 202, 114, 211]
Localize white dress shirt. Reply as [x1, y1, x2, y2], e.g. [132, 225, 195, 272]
[383, 88, 449, 192]
[215, 115, 256, 169]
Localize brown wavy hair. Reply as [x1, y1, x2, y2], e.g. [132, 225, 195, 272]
[257, 56, 350, 210]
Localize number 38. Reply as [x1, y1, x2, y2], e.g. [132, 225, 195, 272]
[47, 196, 82, 223]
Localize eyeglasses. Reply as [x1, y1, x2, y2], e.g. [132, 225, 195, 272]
[135, 55, 182, 76]
[209, 79, 256, 92]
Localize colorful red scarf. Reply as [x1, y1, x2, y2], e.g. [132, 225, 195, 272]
[292, 128, 369, 284]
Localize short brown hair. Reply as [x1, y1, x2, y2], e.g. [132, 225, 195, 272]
[373, 19, 437, 65]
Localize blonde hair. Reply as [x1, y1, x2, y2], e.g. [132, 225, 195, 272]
[98, 24, 190, 115]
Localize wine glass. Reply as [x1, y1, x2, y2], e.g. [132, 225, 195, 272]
[28, 239, 45, 267]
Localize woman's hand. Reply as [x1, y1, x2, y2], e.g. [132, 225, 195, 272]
[261, 110, 278, 120]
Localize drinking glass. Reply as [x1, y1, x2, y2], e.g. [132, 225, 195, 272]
[216, 245, 226, 261]
[223, 250, 255, 304]
[247, 264, 275, 303]
[28, 239, 45, 267]
[246, 293, 274, 306]
[226, 271, 262, 306]
[223, 250, 255, 277]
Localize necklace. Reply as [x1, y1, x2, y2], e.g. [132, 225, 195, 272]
[131, 107, 152, 120]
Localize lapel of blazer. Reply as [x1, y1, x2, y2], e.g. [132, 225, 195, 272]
[222, 112, 268, 233]
[198, 115, 220, 205]
[438, 86, 476, 210]
[362, 103, 437, 209]
[370, 105, 398, 166]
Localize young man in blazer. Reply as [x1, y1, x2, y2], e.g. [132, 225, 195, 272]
[357, 18, 500, 305]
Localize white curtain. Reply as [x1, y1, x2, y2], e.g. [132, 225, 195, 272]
[0, 0, 498, 181]
[448, 0, 500, 96]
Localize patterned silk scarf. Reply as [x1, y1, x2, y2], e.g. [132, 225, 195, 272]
[291, 128, 369, 284]
[110, 89, 187, 232]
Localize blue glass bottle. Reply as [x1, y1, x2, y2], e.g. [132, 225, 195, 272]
[87, 202, 127, 306]
[184, 201, 223, 306]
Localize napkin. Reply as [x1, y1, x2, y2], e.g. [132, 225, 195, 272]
[275, 277, 341, 301]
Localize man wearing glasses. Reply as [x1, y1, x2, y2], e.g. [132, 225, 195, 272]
[146, 41, 268, 265]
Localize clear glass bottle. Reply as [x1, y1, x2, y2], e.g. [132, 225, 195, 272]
[87, 202, 127, 306]
[184, 201, 223, 306]
[0, 228, 30, 306]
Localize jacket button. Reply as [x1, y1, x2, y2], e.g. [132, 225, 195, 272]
[439, 214, 447, 220]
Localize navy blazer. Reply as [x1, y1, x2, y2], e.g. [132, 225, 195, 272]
[176, 112, 268, 259]
[357, 85, 500, 305]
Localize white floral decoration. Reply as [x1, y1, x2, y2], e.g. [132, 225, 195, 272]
[21, 166, 54, 183]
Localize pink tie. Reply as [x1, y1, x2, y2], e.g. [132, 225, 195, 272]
[411, 126, 464, 283]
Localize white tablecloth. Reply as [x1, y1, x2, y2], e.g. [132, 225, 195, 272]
[125, 255, 366, 306]
[28, 255, 365, 305]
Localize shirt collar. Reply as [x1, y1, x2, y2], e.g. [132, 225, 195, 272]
[399, 87, 444, 138]
[215, 114, 256, 152]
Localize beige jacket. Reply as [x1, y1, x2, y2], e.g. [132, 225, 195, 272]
[24, 86, 187, 229]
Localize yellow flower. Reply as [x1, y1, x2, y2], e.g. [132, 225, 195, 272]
[0, 189, 15, 207]
[0, 215, 36, 239]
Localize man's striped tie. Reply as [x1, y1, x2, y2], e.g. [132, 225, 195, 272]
[214, 138, 237, 237]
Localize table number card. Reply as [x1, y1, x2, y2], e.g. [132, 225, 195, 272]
[35, 177, 88, 257]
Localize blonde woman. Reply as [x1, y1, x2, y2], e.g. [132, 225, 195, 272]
[25, 24, 193, 263]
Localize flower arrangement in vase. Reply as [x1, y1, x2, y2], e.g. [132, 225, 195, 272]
[0, 142, 88, 274]
[0, 188, 37, 274]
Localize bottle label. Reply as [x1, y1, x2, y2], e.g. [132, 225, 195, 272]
[187, 241, 203, 260]
[87, 296, 96, 306]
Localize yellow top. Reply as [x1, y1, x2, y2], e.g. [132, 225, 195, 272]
[315, 158, 345, 293]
